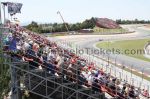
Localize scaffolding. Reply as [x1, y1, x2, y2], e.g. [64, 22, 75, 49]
[8, 60, 105, 99]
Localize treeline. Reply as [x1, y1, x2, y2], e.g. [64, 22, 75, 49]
[26, 17, 96, 33]
[26, 18, 150, 33]
[116, 19, 150, 24]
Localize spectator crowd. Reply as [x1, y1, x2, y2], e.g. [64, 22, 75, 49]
[2, 21, 150, 99]
[96, 18, 120, 29]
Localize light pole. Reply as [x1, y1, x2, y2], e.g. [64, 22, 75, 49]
[57, 11, 69, 32]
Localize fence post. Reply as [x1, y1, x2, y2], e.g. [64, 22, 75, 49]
[119, 72, 121, 79]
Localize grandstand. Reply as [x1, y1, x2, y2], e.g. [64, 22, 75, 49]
[0, 1, 150, 99]
[95, 18, 120, 29]
[1, 23, 106, 99]
[1, 20, 150, 99]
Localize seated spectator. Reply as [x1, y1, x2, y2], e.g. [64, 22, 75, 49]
[46, 61, 55, 75]
[135, 88, 141, 99]
[108, 78, 116, 94]
[32, 42, 39, 53]
[142, 89, 149, 98]
[92, 79, 102, 94]
[128, 86, 136, 99]
[42, 52, 48, 62]
[87, 72, 95, 86]
[8, 35, 17, 52]
[88, 62, 95, 71]
[121, 82, 127, 94]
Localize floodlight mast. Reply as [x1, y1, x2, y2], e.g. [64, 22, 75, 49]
[57, 11, 69, 32]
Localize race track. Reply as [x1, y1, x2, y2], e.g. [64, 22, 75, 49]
[49, 24, 150, 75]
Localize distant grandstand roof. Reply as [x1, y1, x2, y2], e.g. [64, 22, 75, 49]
[95, 18, 120, 29]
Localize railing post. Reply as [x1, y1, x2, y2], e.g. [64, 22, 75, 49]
[28, 63, 31, 90]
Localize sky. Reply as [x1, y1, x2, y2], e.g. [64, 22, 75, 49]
[1, 0, 150, 24]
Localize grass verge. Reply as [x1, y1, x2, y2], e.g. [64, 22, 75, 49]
[96, 39, 150, 62]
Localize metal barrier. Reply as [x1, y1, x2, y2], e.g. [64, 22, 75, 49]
[58, 39, 150, 95]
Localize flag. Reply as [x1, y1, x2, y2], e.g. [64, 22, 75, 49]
[7, 2, 23, 14]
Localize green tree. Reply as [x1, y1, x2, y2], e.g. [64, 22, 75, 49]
[81, 17, 96, 29]
[26, 21, 42, 33]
